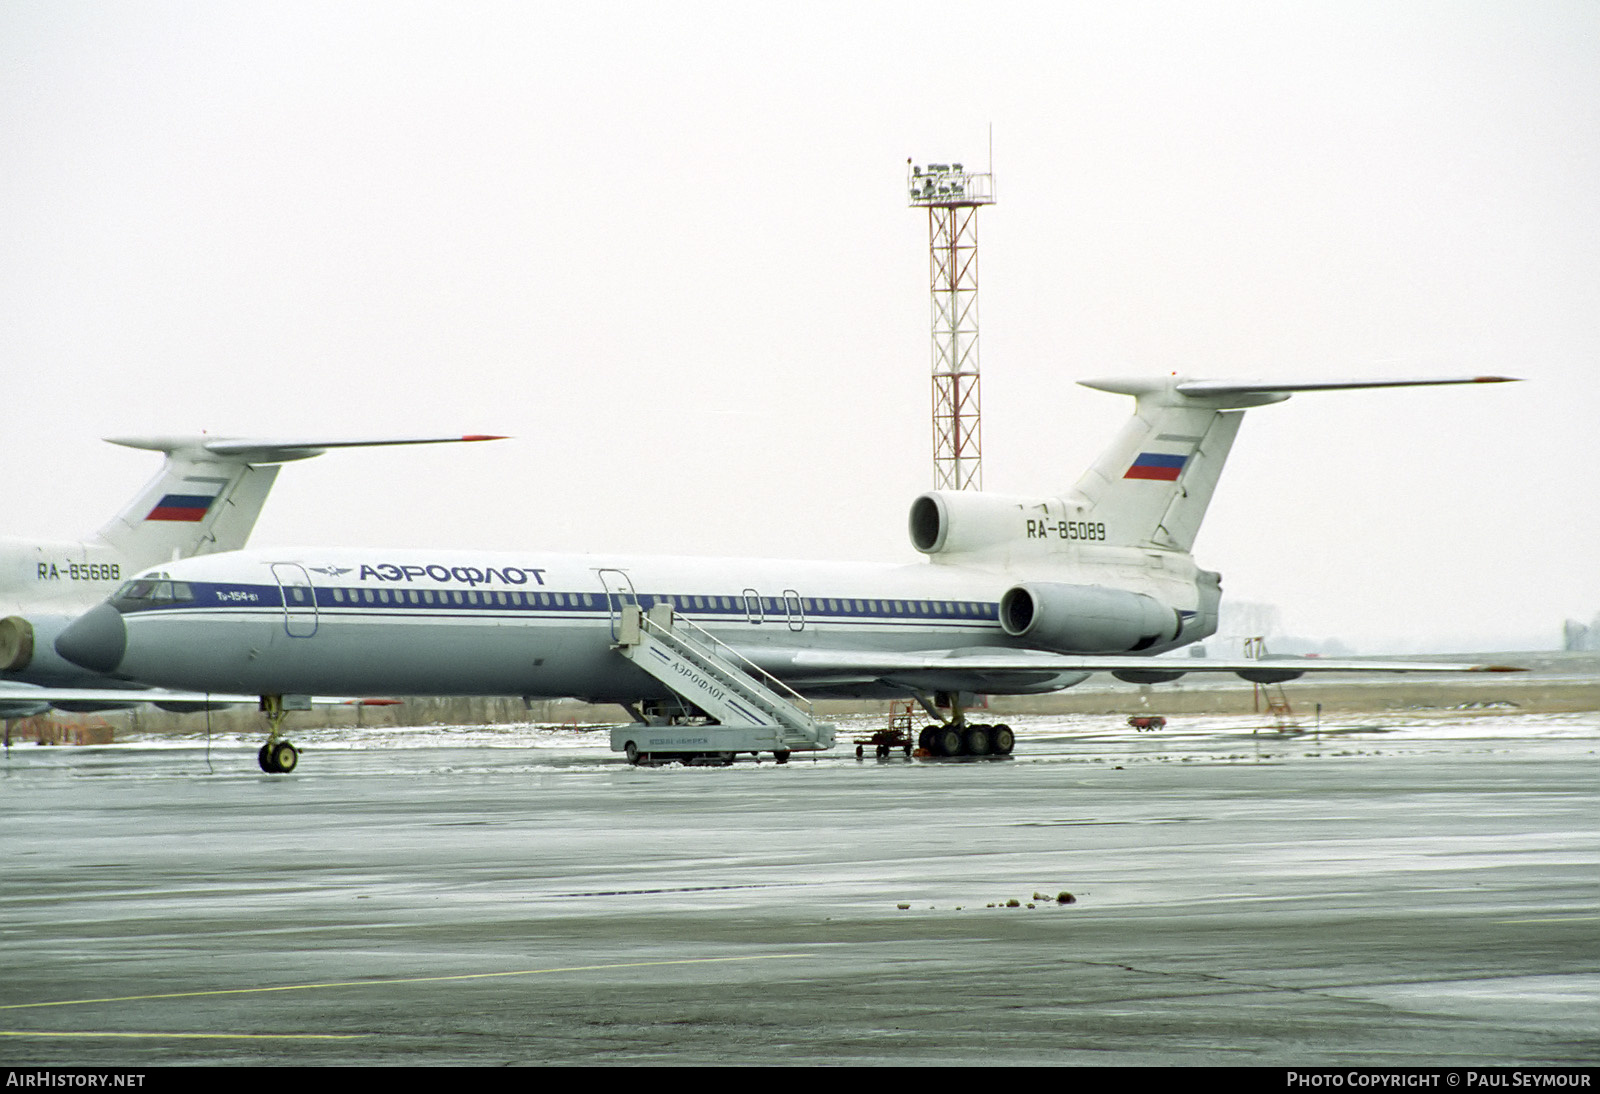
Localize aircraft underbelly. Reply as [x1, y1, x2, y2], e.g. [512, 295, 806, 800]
[115, 608, 1036, 700]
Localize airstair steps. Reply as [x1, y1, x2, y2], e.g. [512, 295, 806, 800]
[611, 604, 835, 756]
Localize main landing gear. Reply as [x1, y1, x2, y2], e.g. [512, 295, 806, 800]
[257, 694, 300, 774]
[912, 692, 1015, 758]
[917, 721, 1015, 757]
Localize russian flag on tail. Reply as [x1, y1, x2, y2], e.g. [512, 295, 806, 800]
[1124, 453, 1188, 481]
[145, 494, 217, 522]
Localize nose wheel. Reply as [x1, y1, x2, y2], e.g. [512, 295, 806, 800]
[258, 739, 300, 773]
[257, 695, 300, 774]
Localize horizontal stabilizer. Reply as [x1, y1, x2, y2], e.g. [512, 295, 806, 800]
[93, 434, 507, 570]
[1171, 376, 1520, 398]
[1065, 374, 1521, 552]
[1079, 375, 1520, 408]
[105, 434, 507, 465]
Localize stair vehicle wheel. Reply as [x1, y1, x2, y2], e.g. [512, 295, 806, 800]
[991, 724, 1015, 755]
[624, 740, 641, 765]
[774, 750, 790, 764]
[269, 741, 299, 774]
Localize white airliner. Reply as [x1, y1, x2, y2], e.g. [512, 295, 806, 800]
[54, 376, 1520, 771]
[2, 433, 502, 718]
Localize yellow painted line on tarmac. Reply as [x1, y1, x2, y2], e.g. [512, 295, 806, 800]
[0, 954, 807, 1012]
[1, 1030, 365, 1040]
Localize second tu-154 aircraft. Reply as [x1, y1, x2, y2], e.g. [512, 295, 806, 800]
[2, 431, 502, 719]
[56, 375, 1520, 771]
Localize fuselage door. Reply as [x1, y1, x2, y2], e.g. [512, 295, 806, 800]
[783, 589, 805, 632]
[597, 568, 638, 642]
[271, 563, 318, 638]
[742, 587, 764, 626]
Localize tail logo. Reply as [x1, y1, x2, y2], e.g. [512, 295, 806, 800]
[1124, 453, 1188, 482]
[145, 494, 217, 522]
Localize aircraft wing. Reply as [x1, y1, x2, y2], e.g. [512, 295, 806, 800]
[742, 647, 1523, 692]
[0, 684, 392, 716]
[0, 683, 254, 717]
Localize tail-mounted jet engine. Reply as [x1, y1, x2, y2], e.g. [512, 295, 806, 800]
[998, 582, 1182, 654]
[910, 491, 1053, 556]
[0, 614, 89, 679]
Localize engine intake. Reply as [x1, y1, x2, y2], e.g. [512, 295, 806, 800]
[909, 491, 1050, 556]
[0, 616, 35, 672]
[1, 613, 116, 680]
[998, 582, 1182, 653]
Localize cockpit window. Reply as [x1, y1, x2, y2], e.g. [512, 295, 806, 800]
[112, 578, 195, 610]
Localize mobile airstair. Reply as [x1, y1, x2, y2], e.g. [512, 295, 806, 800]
[1245, 636, 1301, 732]
[609, 604, 836, 763]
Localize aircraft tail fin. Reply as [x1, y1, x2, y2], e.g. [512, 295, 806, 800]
[91, 434, 505, 568]
[1071, 375, 1516, 552]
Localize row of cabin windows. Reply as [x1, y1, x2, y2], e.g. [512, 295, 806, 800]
[298, 586, 992, 619]
[114, 579, 996, 621]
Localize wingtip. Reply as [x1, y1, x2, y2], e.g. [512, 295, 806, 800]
[459, 434, 510, 442]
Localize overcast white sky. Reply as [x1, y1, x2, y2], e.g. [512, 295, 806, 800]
[3, 1, 1595, 652]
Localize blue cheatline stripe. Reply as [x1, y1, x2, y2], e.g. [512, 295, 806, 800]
[137, 581, 1004, 626]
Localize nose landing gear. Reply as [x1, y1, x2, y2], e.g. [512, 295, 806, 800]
[256, 695, 301, 774]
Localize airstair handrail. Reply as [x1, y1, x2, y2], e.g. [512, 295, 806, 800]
[636, 605, 817, 719]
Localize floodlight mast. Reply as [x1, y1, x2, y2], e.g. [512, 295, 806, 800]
[909, 160, 996, 492]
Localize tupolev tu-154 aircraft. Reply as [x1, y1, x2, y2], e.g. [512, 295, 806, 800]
[54, 375, 1520, 771]
[1, 432, 502, 719]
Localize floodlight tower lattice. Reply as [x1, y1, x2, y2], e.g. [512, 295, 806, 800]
[909, 159, 996, 492]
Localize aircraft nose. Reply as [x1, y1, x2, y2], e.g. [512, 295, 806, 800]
[55, 603, 128, 674]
